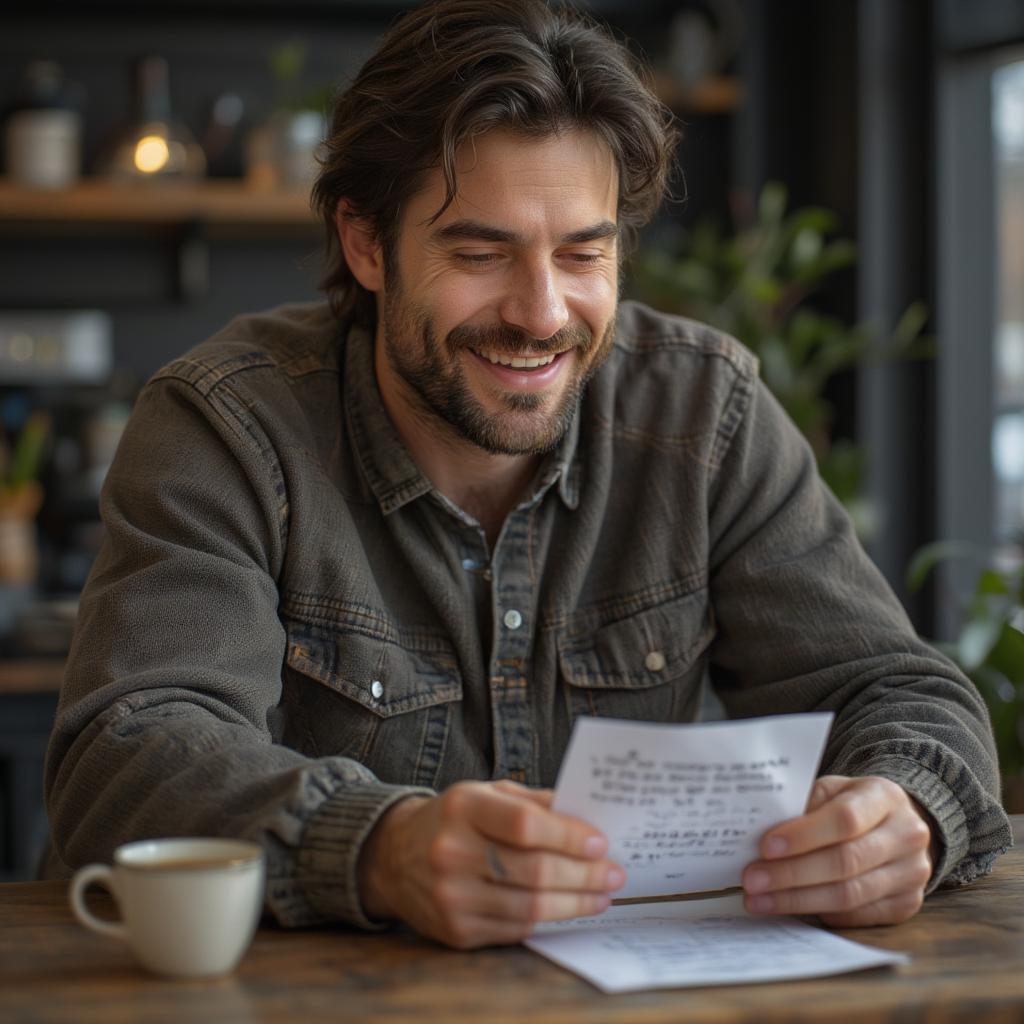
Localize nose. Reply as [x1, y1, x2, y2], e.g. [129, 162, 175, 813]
[498, 260, 570, 341]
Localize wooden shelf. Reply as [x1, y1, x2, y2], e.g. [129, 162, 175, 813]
[653, 74, 744, 115]
[0, 659, 64, 696]
[0, 179, 319, 230]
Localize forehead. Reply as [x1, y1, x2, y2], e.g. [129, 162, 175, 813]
[405, 128, 619, 238]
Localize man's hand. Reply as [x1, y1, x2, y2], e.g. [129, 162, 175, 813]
[357, 780, 624, 948]
[741, 775, 935, 927]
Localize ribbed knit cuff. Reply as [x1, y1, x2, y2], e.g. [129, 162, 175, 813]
[295, 781, 434, 929]
[846, 756, 970, 893]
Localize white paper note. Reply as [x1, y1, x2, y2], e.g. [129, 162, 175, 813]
[552, 714, 833, 898]
[526, 896, 909, 993]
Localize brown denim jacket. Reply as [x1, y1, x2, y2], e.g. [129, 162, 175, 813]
[44, 301, 1011, 928]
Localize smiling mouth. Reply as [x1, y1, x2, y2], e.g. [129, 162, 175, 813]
[469, 348, 564, 369]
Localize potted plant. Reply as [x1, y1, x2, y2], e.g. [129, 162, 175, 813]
[246, 41, 331, 191]
[0, 408, 51, 638]
[908, 541, 1024, 811]
[628, 182, 929, 537]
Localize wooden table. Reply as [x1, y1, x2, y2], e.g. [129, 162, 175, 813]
[2, 819, 1022, 1024]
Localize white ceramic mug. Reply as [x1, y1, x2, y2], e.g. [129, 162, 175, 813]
[69, 837, 265, 978]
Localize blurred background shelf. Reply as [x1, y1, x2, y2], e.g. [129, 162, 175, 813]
[653, 74, 744, 115]
[0, 179, 318, 230]
[0, 659, 64, 696]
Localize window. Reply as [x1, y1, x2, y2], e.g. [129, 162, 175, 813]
[993, 60, 1024, 564]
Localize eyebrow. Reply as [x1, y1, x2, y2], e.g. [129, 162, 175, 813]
[431, 219, 618, 246]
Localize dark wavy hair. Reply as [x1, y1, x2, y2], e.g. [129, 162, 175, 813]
[311, 0, 679, 323]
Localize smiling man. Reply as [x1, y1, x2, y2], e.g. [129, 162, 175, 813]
[46, 0, 1010, 950]
[359, 128, 620, 543]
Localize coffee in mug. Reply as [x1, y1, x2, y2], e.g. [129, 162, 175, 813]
[69, 837, 265, 978]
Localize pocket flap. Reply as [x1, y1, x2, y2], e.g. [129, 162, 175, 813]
[285, 622, 462, 718]
[558, 589, 713, 690]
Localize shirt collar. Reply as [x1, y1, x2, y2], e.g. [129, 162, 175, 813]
[343, 320, 582, 515]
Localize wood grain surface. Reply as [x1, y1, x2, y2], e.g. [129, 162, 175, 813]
[1, 818, 1021, 1024]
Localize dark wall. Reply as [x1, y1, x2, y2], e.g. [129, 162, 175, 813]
[2, 9, 389, 380]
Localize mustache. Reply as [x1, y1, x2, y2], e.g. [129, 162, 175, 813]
[446, 322, 593, 356]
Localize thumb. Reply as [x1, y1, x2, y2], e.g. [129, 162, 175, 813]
[805, 774, 852, 812]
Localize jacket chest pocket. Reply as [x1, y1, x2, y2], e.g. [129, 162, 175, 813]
[283, 618, 462, 789]
[557, 588, 714, 724]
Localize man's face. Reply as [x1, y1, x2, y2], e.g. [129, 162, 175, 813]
[376, 128, 620, 456]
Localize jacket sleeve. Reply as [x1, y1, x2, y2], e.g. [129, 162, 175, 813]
[44, 371, 432, 928]
[706, 373, 1012, 889]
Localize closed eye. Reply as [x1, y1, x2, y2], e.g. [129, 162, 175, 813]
[454, 252, 502, 264]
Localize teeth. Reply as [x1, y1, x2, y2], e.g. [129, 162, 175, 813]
[477, 350, 557, 368]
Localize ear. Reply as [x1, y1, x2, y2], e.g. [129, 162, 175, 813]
[335, 201, 385, 292]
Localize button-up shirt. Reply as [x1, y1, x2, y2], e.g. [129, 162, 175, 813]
[45, 301, 1012, 928]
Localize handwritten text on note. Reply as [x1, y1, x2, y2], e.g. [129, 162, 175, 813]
[552, 714, 833, 898]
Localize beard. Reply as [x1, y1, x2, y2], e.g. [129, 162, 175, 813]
[381, 287, 615, 457]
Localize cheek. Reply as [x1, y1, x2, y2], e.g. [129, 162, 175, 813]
[567, 273, 618, 333]
[427, 275, 501, 328]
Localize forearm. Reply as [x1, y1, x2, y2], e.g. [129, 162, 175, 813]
[708, 379, 1011, 887]
[46, 693, 432, 928]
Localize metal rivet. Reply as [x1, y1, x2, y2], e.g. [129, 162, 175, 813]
[644, 650, 666, 672]
[370, 680, 384, 700]
[503, 609, 523, 630]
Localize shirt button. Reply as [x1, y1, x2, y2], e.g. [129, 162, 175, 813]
[503, 609, 523, 630]
[370, 680, 384, 700]
[644, 650, 666, 672]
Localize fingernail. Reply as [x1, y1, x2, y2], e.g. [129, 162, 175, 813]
[747, 894, 774, 914]
[764, 836, 788, 857]
[606, 867, 626, 890]
[591, 893, 611, 914]
[584, 836, 608, 858]
[744, 869, 770, 894]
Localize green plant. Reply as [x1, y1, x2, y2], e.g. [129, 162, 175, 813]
[269, 40, 333, 115]
[0, 410, 50, 500]
[908, 542, 1024, 781]
[628, 182, 929, 529]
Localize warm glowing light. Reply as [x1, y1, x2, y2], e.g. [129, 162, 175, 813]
[134, 134, 170, 174]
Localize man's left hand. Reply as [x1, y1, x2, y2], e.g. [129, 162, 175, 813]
[741, 775, 935, 927]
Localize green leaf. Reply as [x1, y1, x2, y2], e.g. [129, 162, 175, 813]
[743, 276, 782, 306]
[978, 568, 1012, 597]
[758, 182, 788, 227]
[759, 336, 796, 394]
[789, 227, 824, 272]
[790, 240, 857, 287]
[270, 41, 306, 84]
[906, 540, 979, 592]
[9, 412, 50, 489]
[781, 207, 837, 237]
[988, 624, 1024, 686]
[959, 624, 997, 672]
[819, 440, 863, 502]
[891, 300, 929, 349]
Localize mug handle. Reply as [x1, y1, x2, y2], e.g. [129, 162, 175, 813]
[69, 864, 128, 941]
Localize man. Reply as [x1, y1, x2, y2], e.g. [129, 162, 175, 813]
[45, 0, 1010, 950]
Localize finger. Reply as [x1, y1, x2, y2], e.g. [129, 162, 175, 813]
[448, 877, 612, 925]
[452, 785, 607, 858]
[431, 914, 536, 950]
[744, 852, 931, 918]
[805, 775, 847, 813]
[482, 844, 625, 893]
[760, 778, 891, 859]
[492, 780, 554, 808]
[744, 810, 928, 894]
[818, 888, 926, 928]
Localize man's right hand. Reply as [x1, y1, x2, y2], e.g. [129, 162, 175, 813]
[357, 780, 624, 948]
